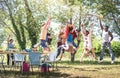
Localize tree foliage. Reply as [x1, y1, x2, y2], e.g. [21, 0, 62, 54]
[0, 0, 49, 49]
[93, 0, 120, 37]
[3, 0, 27, 49]
[0, 0, 119, 50]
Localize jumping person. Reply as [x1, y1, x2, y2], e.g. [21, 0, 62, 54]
[62, 27, 74, 50]
[72, 28, 81, 51]
[80, 23, 97, 62]
[40, 17, 52, 53]
[99, 17, 115, 64]
[56, 31, 65, 61]
[46, 32, 52, 45]
[56, 23, 74, 61]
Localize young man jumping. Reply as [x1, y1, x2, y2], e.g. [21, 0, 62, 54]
[99, 17, 115, 64]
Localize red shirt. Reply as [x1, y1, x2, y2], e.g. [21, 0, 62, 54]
[64, 26, 69, 38]
[72, 30, 77, 40]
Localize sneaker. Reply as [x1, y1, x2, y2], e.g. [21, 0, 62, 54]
[111, 61, 114, 64]
[57, 59, 61, 62]
[80, 61, 82, 63]
[95, 57, 98, 61]
[98, 60, 103, 63]
[80, 59, 83, 63]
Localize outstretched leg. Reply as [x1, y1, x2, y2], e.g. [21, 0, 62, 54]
[91, 48, 97, 60]
[80, 50, 87, 62]
[107, 43, 115, 62]
[100, 42, 107, 61]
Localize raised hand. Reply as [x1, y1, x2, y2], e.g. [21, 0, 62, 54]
[49, 16, 52, 19]
[49, 15, 52, 19]
[8, 35, 11, 38]
[98, 14, 103, 20]
[90, 23, 94, 27]
[81, 22, 85, 27]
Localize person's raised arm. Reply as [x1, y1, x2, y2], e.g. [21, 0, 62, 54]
[73, 17, 78, 26]
[7, 35, 10, 45]
[99, 19, 103, 30]
[90, 23, 94, 36]
[80, 22, 85, 36]
[44, 16, 52, 29]
[99, 15, 103, 30]
[108, 31, 113, 43]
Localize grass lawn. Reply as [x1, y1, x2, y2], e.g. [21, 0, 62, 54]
[0, 57, 120, 78]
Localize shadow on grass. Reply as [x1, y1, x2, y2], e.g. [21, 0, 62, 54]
[0, 70, 91, 78]
[58, 60, 120, 65]
[57, 60, 120, 73]
[1, 60, 119, 78]
[0, 70, 70, 78]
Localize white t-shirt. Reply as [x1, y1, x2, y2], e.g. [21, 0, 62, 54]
[83, 34, 92, 50]
[102, 30, 109, 43]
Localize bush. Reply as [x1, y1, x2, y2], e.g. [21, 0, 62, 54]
[93, 39, 120, 57]
[111, 41, 120, 57]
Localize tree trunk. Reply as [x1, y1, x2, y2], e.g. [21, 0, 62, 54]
[71, 0, 74, 5]
[70, 18, 75, 62]
[71, 53, 75, 62]
[112, 14, 120, 36]
[65, 0, 69, 5]
[70, 18, 72, 24]
[4, 0, 26, 50]
[24, 0, 38, 47]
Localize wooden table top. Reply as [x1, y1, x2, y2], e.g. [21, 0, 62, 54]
[0, 51, 28, 54]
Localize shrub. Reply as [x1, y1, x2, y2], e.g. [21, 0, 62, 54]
[111, 41, 120, 57]
[93, 39, 120, 57]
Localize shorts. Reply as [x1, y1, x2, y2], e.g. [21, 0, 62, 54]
[57, 42, 62, 47]
[40, 40, 47, 48]
[84, 43, 93, 51]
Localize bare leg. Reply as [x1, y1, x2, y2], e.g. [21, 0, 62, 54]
[91, 48, 97, 60]
[58, 48, 64, 61]
[59, 52, 63, 61]
[80, 50, 86, 62]
[88, 53, 93, 61]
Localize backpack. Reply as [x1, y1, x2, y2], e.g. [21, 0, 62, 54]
[21, 62, 29, 72]
[41, 63, 51, 73]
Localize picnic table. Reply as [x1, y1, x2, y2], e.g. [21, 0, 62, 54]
[0, 49, 57, 72]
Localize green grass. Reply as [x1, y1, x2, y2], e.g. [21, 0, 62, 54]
[1, 51, 120, 78]
[0, 56, 120, 78]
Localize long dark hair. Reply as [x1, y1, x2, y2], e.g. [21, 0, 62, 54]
[68, 27, 73, 33]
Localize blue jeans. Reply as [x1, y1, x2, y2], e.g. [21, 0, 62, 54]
[73, 41, 77, 48]
[73, 40, 80, 48]
[56, 46, 64, 58]
[100, 42, 115, 61]
[40, 40, 47, 48]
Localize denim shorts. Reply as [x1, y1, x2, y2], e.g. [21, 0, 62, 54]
[40, 40, 47, 48]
